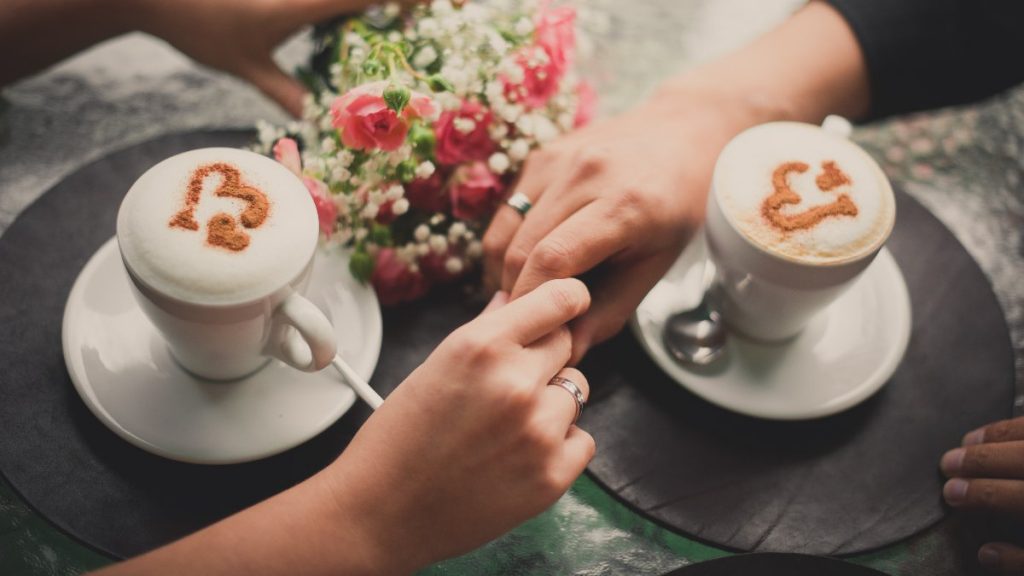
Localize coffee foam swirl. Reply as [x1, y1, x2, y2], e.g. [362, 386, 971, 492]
[117, 148, 318, 305]
[714, 122, 895, 265]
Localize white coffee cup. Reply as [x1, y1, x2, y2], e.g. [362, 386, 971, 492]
[116, 148, 337, 380]
[704, 117, 896, 341]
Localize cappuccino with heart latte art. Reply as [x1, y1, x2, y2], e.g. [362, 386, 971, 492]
[117, 148, 319, 305]
[713, 122, 895, 265]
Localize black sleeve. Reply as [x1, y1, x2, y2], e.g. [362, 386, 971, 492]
[825, 0, 1024, 119]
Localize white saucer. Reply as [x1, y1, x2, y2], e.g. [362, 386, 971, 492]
[631, 238, 912, 420]
[62, 238, 382, 464]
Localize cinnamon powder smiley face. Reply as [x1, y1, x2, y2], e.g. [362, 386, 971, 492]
[169, 163, 270, 251]
[761, 160, 858, 232]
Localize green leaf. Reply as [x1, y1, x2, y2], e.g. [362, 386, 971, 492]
[409, 122, 436, 156]
[396, 159, 417, 183]
[426, 74, 455, 93]
[370, 224, 392, 245]
[383, 83, 411, 113]
[349, 249, 375, 283]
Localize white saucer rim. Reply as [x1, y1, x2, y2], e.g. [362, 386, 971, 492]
[62, 237, 382, 465]
[630, 247, 912, 421]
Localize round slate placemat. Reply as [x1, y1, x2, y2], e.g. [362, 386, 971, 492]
[0, 130, 482, 558]
[665, 553, 886, 576]
[581, 187, 1015, 554]
[0, 130, 1015, 560]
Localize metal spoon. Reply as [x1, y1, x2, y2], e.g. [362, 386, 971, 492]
[661, 260, 728, 366]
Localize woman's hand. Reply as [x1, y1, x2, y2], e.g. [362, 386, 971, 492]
[95, 279, 593, 576]
[942, 416, 1024, 573]
[482, 87, 772, 362]
[136, 0, 389, 116]
[325, 278, 595, 573]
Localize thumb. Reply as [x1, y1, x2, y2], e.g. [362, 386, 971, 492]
[242, 60, 307, 118]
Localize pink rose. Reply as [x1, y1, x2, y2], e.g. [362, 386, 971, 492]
[405, 171, 450, 213]
[573, 80, 598, 127]
[303, 177, 337, 237]
[504, 45, 563, 110]
[372, 248, 430, 306]
[434, 100, 496, 166]
[330, 81, 435, 152]
[450, 162, 504, 221]
[534, 2, 576, 73]
[272, 138, 302, 177]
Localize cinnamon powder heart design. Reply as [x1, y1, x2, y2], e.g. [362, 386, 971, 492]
[761, 160, 858, 232]
[169, 163, 270, 252]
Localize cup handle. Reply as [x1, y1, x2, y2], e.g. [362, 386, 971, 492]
[266, 293, 337, 372]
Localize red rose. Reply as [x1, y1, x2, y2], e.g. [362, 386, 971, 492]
[330, 81, 435, 152]
[450, 162, 504, 221]
[405, 171, 450, 213]
[504, 45, 563, 110]
[434, 99, 496, 166]
[371, 248, 430, 306]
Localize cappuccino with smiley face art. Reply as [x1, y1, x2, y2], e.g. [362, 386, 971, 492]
[713, 121, 895, 266]
[703, 119, 897, 341]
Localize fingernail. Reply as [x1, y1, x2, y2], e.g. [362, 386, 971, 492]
[944, 478, 969, 505]
[940, 448, 965, 475]
[978, 546, 1000, 569]
[963, 428, 985, 446]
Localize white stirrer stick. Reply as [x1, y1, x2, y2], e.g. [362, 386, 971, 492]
[332, 354, 384, 410]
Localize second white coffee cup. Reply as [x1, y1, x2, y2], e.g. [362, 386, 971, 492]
[704, 118, 896, 341]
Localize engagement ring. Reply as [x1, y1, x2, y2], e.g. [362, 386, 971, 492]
[548, 376, 586, 424]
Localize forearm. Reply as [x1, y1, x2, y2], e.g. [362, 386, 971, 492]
[0, 0, 141, 86]
[92, 470, 395, 576]
[653, 1, 869, 127]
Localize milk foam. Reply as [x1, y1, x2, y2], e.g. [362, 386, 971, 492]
[117, 148, 319, 304]
[714, 122, 894, 265]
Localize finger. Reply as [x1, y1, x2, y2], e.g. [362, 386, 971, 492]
[500, 170, 594, 292]
[554, 425, 596, 487]
[943, 478, 1024, 516]
[241, 61, 307, 118]
[482, 291, 509, 314]
[535, 367, 590, 434]
[482, 181, 542, 293]
[480, 278, 590, 347]
[978, 542, 1024, 573]
[522, 327, 573, 385]
[941, 442, 1024, 480]
[568, 247, 683, 364]
[965, 417, 1024, 446]
[508, 201, 630, 300]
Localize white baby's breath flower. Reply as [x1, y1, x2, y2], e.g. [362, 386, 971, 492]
[392, 198, 410, 215]
[453, 117, 476, 134]
[414, 224, 431, 242]
[408, 263, 420, 274]
[369, 189, 386, 205]
[337, 149, 355, 168]
[386, 184, 405, 201]
[415, 161, 436, 179]
[321, 137, 337, 154]
[448, 222, 467, 240]
[489, 122, 509, 141]
[429, 234, 448, 254]
[445, 257, 464, 275]
[557, 113, 574, 131]
[532, 116, 559, 143]
[514, 17, 534, 36]
[416, 242, 430, 257]
[319, 115, 335, 133]
[466, 240, 483, 259]
[331, 167, 351, 184]
[361, 203, 380, 220]
[488, 152, 511, 174]
[355, 228, 369, 241]
[418, 17, 439, 38]
[430, 213, 446, 226]
[508, 139, 531, 162]
[413, 46, 438, 68]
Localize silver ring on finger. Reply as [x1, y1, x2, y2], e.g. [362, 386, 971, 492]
[548, 375, 586, 424]
[505, 192, 532, 217]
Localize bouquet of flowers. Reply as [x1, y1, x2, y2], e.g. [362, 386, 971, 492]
[255, 0, 594, 305]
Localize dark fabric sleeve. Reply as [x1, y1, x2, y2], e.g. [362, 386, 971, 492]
[825, 0, 1024, 119]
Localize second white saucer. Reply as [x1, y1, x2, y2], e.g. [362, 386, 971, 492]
[632, 238, 912, 420]
[62, 238, 383, 464]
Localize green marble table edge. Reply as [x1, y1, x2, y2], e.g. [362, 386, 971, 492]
[0, 461, 951, 575]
